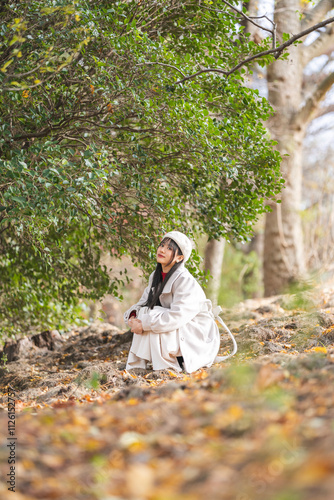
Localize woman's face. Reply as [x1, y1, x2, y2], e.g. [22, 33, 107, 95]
[156, 240, 183, 271]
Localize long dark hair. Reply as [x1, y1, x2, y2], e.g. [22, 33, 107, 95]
[144, 237, 183, 309]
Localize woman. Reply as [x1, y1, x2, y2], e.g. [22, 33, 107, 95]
[124, 230, 224, 373]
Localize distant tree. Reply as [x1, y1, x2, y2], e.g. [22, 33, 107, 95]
[202, 0, 334, 302]
[263, 0, 334, 295]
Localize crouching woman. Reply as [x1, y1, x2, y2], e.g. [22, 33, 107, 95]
[124, 231, 221, 373]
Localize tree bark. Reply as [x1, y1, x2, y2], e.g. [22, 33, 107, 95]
[264, 0, 306, 296]
[264, 0, 334, 296]
[301, 0, 334, 30]
[242, 232, 264, 298]
[241, 0, 261, 41]
[203, 238, 225, 306]
[0, 331, 58, 363]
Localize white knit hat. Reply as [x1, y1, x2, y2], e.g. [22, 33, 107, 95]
[163, 231, 193, 262]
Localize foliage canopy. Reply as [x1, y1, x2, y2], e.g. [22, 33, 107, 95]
[0, 0, 283, 336]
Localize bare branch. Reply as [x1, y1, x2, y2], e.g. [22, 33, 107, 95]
[314, 103, 334, 118]
[204, 0, 277, 48]
[0, 223, 11, 235]
[11, 108, 106, 141]
[136, 61, 185, 77]
[296, 71, 334, 125]
[301, 26, 334, 67]
[4, 61, 45, 78]
[1, 51, 82, 93]
[174, 15, 334, 85]
[1, 73, 55, 92]
[222, 0, 276, 44]
[302, 0, 334, 31]
[61, 136, 89, 148]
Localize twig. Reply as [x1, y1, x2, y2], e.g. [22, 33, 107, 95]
[136, 61, 186, 77]
[204, 1, 277, 48]
[174, 15, 334, 85]
[222, 0, 276, 40]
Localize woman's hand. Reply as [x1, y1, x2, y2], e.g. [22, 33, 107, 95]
[128, 318, 144, 335]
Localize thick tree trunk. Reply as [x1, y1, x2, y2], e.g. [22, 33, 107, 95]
[203, 238, 225, 306]
[264, 0, 306, 296]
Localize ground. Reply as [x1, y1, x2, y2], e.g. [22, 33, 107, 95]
[1, 284, 334, 500]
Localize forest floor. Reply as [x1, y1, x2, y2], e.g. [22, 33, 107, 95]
[1, 283, 334, 500]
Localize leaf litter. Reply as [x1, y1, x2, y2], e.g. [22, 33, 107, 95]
[1, 288, 334, 499]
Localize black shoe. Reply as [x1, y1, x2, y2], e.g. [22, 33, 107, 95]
[177, 356, 184, 370]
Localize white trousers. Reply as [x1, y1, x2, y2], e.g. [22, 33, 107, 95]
[126, 329, 182, 372]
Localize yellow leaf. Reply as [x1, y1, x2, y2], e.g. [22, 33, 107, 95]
[228, 404, 244, 419]
[121, 370, 137, 379]
[127, 398, 139, 405]
[1, 59, 14, 72]
[167, 370, 178, 378]
[9, 35, 26, 46]
[294, 457, 332, 486]
[34, 79, 41, 84]
[204, 425, 220, 437]
[22, 459, 35, 469]
[312, 346, 327, 353]
[193, 369, 208, 380]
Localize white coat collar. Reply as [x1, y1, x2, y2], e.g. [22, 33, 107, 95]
[161, 262, 187, 294]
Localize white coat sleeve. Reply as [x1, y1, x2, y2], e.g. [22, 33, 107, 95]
[123, 272, 154, 325]
[138, 275, 202, 333]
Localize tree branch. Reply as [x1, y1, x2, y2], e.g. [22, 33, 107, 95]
[174, 16, 334, 85]
[1, 73, 55, 92]
[204, 0, 277, 47]
[223, 0, 276, 44]
[136, 61, 186, 77]
[314, 102, 334, 119]
[301, 26, 334, 67]
[296, 71, 334, 125]
[61, 136, 89, 148]
[301, 0, 334, 31]
[0, 222, 11, 234]
[1, 51, 82, 92]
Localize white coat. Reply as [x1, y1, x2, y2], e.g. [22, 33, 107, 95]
[124, 263, 221, 373]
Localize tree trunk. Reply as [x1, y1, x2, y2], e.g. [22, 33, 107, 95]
[0, 330, 59, 363]
[242, 232, 264, 298]
[241, 0, 261, 42]
[203, 238, 225, 306]
[264, 0, 306, 296]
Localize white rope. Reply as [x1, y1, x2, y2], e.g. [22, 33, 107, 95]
[212, 305, 238, 362]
